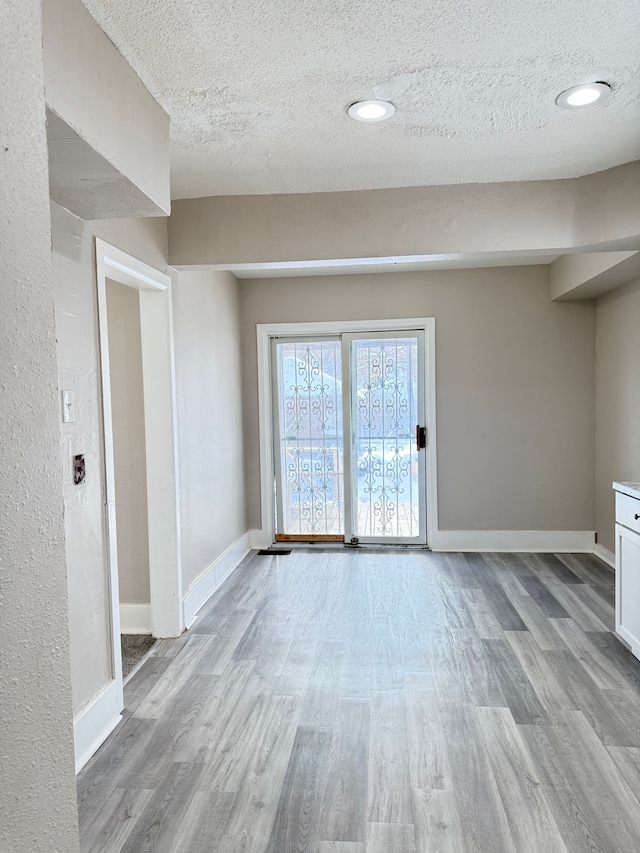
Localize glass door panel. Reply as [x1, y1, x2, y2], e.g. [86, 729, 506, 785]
[271, 331, 426, 544]
[273, 338, 344, 539]
[346, 333, 425, 543]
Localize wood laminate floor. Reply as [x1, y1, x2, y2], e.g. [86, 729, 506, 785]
[77, 550, 640, 852]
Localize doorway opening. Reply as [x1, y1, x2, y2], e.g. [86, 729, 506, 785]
[105, 278, 155, 677]
[95, 240, 182, 720]
[258, 319, 437, 548]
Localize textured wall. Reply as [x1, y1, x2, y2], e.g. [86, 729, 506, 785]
[240, 266, 596, 533]
[52, 204, 112, 714]
[173, 270, 247, 589]
[0, 2, 80, 851]
[106, 279, 151, 605]
[596, 277, 640, 552]
[51, 204, 168, 715]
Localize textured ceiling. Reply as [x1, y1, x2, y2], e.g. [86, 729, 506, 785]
[82, 0, 640, 198]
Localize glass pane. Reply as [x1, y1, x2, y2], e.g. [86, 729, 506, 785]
[352, 337, 419, 538]
[276, 340, 344, 535]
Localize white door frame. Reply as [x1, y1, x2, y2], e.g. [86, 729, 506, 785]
[95, 240, 183, 695]
[257, 318, 438, 547]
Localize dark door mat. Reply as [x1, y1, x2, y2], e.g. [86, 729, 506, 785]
[121, 634, 156, 679]
[258, 549, 292, 555]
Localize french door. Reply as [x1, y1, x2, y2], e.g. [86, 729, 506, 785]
[272, 330, 426, 545]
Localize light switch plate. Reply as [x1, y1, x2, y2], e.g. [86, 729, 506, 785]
[62, 390, 75, 423]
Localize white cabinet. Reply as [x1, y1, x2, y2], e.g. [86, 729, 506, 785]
[615, 485, 640, 660]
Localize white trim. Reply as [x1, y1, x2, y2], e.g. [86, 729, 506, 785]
[119, 604, 152, 634]
[174, 250, 561, 277]
[257, 318, 438, 548]
[594, 543, 615, 568]
[424, 322, 439, 540]
[73, 680, 123, 773]
[89, 240, 183, 770]
[249, 529, 271, 550]
[104, 256, 169, 291]
[430, 530, 595, 553]
[96, 238, 183, 642]
[103, 500, 124, 716]
[183, 532, 251, 629]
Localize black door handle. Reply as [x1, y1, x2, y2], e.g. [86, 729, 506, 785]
[416, 425, 426, 451]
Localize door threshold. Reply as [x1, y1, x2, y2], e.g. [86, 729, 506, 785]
[268, 540, 430, 551]
[272, 540, 345, 549]
[275, 534, 344, 543]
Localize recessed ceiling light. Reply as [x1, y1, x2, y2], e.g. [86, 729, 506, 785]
[556, 82, 612, 109]
[348, 100, 395, 122]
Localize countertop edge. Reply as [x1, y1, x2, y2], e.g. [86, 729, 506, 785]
[613, 481, 640, 501]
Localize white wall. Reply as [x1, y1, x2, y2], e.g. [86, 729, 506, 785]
[550, 251, 640, 300]
[52, 204, 112, 712]
[94, 215, 169, 272]
[106, 279, 151, 606]
[172, 270, 248, 591]
[51, 203, 168, 716]
[43, 0, 170, 215]
[240, 266, 596, 534]
[596, 277, 640, 552]
[168, 161, 640, 267]
[0, 3, 80, 850]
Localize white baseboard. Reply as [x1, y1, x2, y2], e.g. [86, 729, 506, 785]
[74, 679, 123, 773]
[248, 527, 597, 554]
[119, 603, 152, 634]
[594, 543, 615, 568]
[429, 530, 596, 553]
[183, 532, 251, 629]
[249, 528, 271, 550]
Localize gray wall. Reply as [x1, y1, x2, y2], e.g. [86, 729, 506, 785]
[596, 277, 640, 552]
[106, 279, 151, 605]
[173, 270, 248, 590]
[240, 266, 596, 533]
[0, 2, 80, 850]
